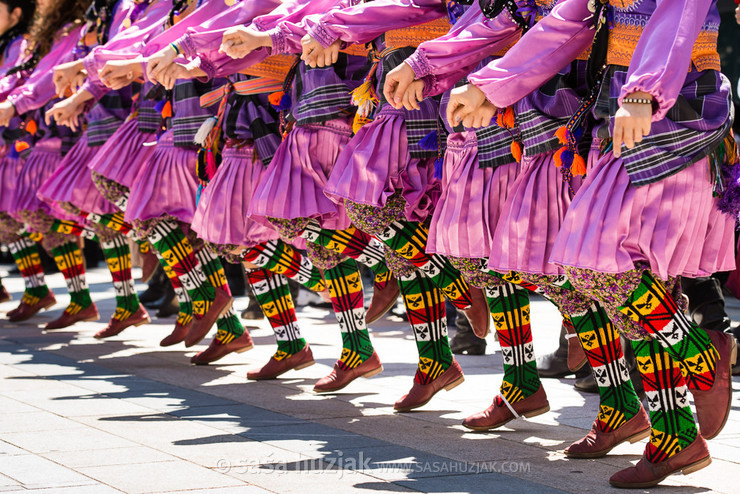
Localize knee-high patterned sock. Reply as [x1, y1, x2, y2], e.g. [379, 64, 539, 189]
[632, 338, 698, 463]
[324, 259, 374, 369]
[376, 220, 472, 309]
[485, 283, 541, 405]
[100, 235, 141, 321]
[147, 220, 215, 319]
[619, 271, 717, 391]
[398, 270, 453, 384]
[81, 211, 135, 237]
[161, 263, 193, 327]
[194, 248, 244, 344]
[247, 268, 306, 359]
[50, 241, 93, 315]
[8, 238, 50, 305]
[243, 240, 326, 292]
[49, 219, 99, 242]
[300, 220, 392, 290]
[571, 303, 642, 432]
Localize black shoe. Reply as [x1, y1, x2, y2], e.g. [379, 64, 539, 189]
[139, 266, 167, 306]
[156, 286, 179, 318]
[536, 322, 571, 378]
[574, 367, 598, 393]
[241, 294, 264, 320]
[450, 315, 486, 355]
[682, 276, 732, 333]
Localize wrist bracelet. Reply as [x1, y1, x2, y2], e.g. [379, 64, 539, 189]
[623, 98, 652, 105]
[169, 43, 180, 56]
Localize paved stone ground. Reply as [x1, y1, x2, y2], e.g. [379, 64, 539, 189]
[1, 265, 739, 494]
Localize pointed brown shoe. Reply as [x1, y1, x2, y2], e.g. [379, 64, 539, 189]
[185, 287, 233, 347]
[366, 277, 400, 324]
[565, 406, 651, 458]
[462, 384, 550, 430]
[459, 287, 491, 338]
[191, 332, 254, 365]
[45, 303, 100, 330]
[160, 321, 191, 347]
[248, 345, 315, 380]
[94, 306, 151, 339]
[313, 351, 383, 393]
[8, 291, 56, 322]
[395, 359, 464, 412]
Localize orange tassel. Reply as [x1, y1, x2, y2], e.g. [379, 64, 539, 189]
[160, 101, 172, 119]
[502, 107, 516, 129]
[14, 141, 29, 152]
[553, 147, 564, 168]
[571, 154, 587, 175]
[555, 126, 568, 145]
[496, 112, 504, 128]
[25, 119, 37, 135]
[510, 141, 522, 163]
[268, 91, 285, 107]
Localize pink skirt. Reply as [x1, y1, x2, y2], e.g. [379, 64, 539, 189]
[124, 130, 199, 224]
[0, 151, 25, 212]
[551, 153, 736, 279]
[9, 138, 63, 219]
[38, 134, 118, 217]
[488, 151, 584, 275]
[249, 118, 353, 230]
[88, 118, 158, 188]
[427, 132, 519, 259]
[324, 112, 440, 223]
[192, 145, 280, 248]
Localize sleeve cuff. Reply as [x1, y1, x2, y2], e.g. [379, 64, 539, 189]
[307, 22, 339, 49]
[178, 33, 197, 59]
[405, 50, 433, 79]
[7, 94, 25, 116]
[618, 83, 669, 122]
[195, 56, 216, 82]
[267, 27, 285, 55]
[420, 75, 438, 99]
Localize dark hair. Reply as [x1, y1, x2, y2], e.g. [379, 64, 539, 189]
[27, 0, 91, 58]
[0, 0, 36, 54]
[86, 0, 118, 45]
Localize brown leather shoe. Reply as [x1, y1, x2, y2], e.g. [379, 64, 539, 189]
[0, 285, 11, 303]
[564, 320, 587, 372]
[394, 359, 465, 412]
[609, 435, 711, 488]
[140, 249, 160, 284]
[313, 351, 383, 393]
[191, 331, 254, 365]
[459, 287, 491, 338]
[185, 287, 233, 347]
[366, 277, 399, 324]
[94, 306, 151, 339]
[565, 407, 651, 458]
[160, 321, 191, 347]
[462, 384, 550, 430]
[248, 345, 315, 380]
[7, 291, 57, 322]
[691, 330, 737, 440]
[45, 303, 100, 330]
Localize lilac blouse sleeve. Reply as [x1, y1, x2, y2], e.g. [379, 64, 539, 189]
[405, 3, 521, 97]
[619, 0, 713, 121]
[7, 26, 83, 115]
[467, 0, 594, 108]
[197, 0, 342, 78]
[305, 0, 447, 48]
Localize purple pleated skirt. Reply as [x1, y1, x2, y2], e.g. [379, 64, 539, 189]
[427, 132, 519, 259]
[88, 118, 158, 188]
[550, 153, 736, 279]
[249, 118, 353, 230]
[8, 138, 63, 220]
[324, 112, 440, 223]
[488, 150, 585, 275]
[124, 130, 198, 224]
[192, 145, 280, 248]
[0, 151, 25, 213]
[38, 134, 118, 217]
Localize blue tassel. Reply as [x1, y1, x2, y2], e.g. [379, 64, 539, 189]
[153, 99, 166, 114]
[418, 130, 438, 151]
[433, 156, 444, 180]
[572, 125, 584, 142]
[8, 146, 18, 159]
[196, 184, 203, 206]
[277, 93, 292, 111]
[560, 149, 574, 168]
[447, 0, 465, 25]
